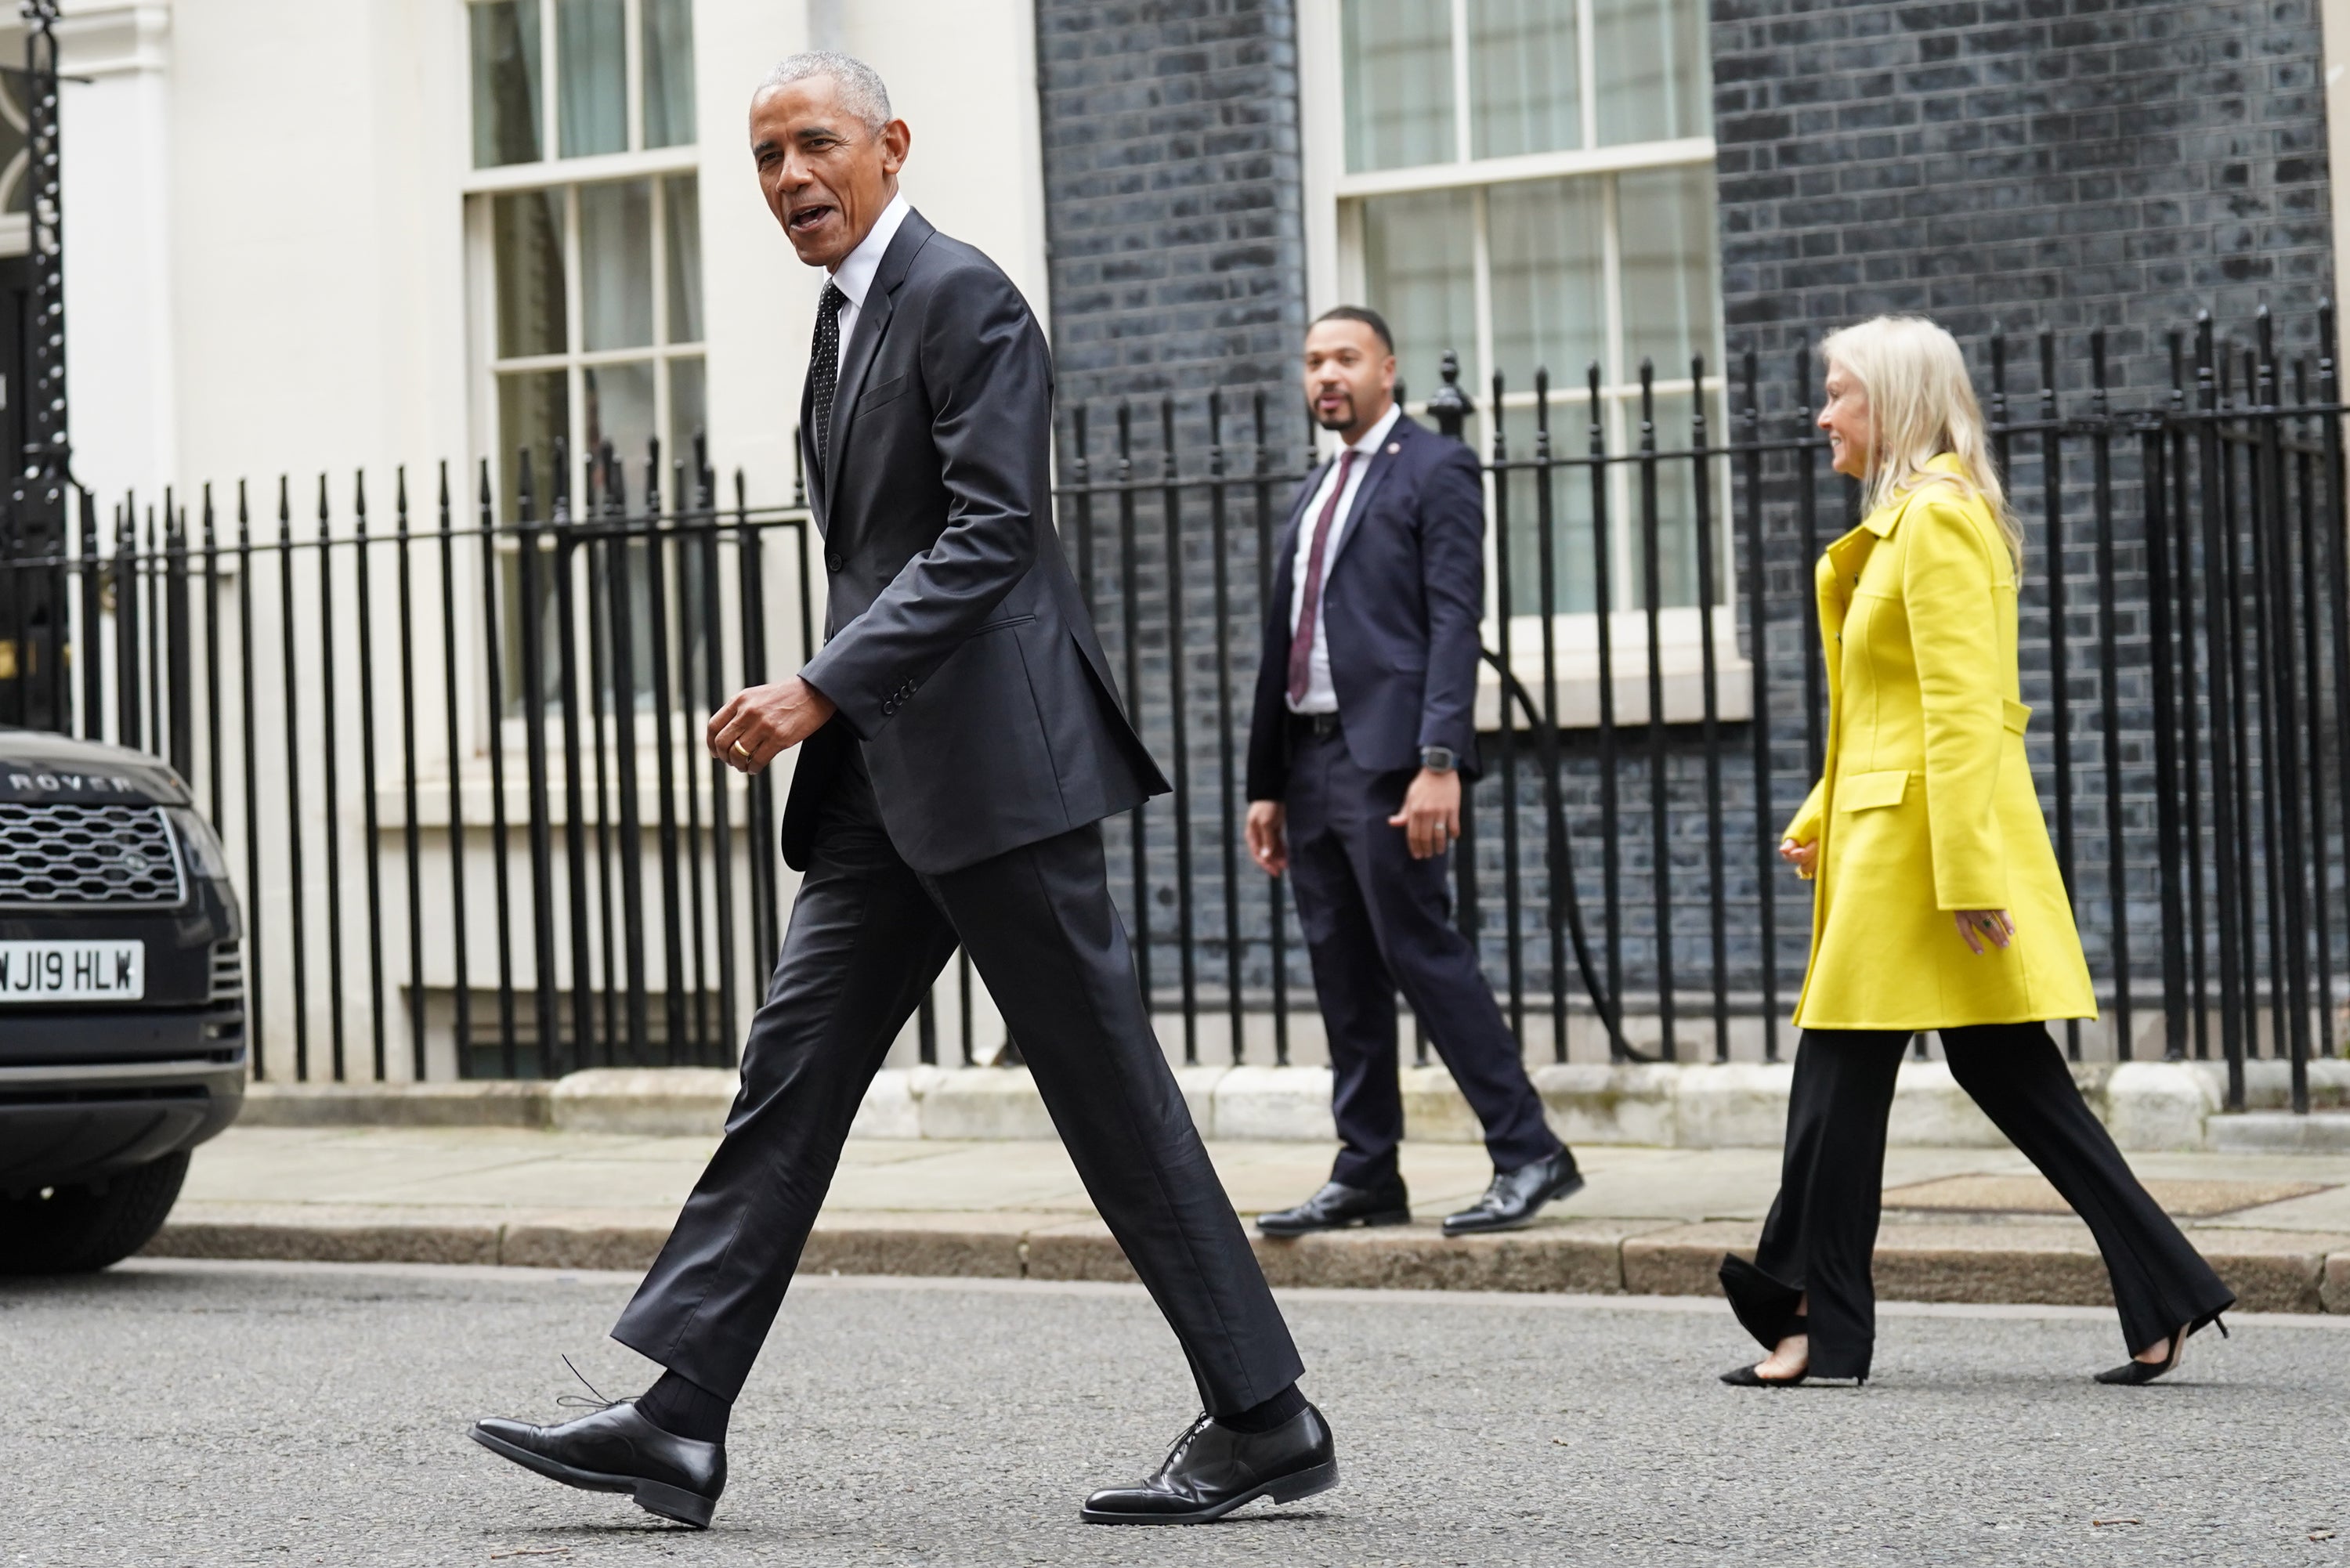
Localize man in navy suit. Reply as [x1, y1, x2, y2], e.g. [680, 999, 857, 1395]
[1244, 307, 1582, 1239]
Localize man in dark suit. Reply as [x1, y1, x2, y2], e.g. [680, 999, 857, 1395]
[472, 53, 1335, 1530]
[1245, 308, 1583, 1241]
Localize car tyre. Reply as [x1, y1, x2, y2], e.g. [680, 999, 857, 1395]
[0, 1151, 192, 1275]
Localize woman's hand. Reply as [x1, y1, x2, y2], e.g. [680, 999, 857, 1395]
[1778, 837, 1818, 879]
[1954, 909, 2015, 956]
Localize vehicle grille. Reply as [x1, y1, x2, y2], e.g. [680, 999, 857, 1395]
[0, 802, 186, 909]
[208, 940, 244, 1003]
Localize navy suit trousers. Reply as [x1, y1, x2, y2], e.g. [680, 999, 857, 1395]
[1283, 729, 1560, 1186]
[614, 748, 1302, 1412]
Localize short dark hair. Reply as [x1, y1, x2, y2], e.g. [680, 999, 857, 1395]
[1311, 305, 1394, 355]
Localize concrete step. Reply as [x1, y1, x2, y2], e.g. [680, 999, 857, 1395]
[237, 1057, 2350, 1151]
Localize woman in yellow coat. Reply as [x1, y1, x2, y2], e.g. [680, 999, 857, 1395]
[1718, 316, 2233, 1388]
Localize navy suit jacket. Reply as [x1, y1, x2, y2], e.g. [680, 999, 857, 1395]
[1244, 412, 1484, 802]
[784, 209, 1169, 875]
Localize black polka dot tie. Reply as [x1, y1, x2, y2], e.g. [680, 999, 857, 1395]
[810, 281, 847, 471]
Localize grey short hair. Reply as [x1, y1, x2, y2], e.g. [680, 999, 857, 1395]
[758, 51, 892, 130]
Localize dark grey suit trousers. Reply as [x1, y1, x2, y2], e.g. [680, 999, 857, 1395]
[613, 749, 1303, 1412]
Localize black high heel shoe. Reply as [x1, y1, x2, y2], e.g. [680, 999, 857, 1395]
[1720, 1315, 1810, 1387]
[2095, 1311, 2228, 1386]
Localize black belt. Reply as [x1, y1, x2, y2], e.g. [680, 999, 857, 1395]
[1288, 710, 1343, 743]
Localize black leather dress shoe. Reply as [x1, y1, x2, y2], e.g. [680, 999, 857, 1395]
[470, 1399, 725, 1528]
[1442, 1147, 1584, 1235]
[1256, 1177, 1410, 1237]
[1081, 1404, 1339, 1525]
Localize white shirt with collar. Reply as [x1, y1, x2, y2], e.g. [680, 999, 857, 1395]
[827, 189, 912, 351]
[1285, 400, 1403, 714]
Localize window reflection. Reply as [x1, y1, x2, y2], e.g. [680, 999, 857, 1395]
[556, 0, 627, 158]
[642, 0, 696, 150]
[469, 0, 544, 168]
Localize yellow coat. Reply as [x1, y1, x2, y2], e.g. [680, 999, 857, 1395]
[1784, 455, 2098, 1031]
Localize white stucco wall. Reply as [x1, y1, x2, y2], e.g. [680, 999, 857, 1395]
[45, 0, 1052, 1075]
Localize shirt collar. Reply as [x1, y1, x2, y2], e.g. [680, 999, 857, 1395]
[1336, 403, 1403, 461]
[828, 190, 911, 309]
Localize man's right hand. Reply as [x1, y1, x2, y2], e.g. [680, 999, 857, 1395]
[1246, 800, 1289, 876]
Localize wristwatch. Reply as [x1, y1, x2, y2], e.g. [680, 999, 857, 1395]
[1419, 746, 1457, 773]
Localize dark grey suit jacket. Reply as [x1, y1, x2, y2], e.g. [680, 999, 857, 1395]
[784, 209, 1168, 875]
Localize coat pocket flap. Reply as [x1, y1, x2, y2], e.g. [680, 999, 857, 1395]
[2002, 698, 2032, 734]
[859, 374, 909, 410]
[1838, 769, 1912, 811]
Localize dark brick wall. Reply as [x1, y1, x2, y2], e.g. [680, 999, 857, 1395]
[1709, 0, 2336, 395]
[1032, 0, 1311, 418]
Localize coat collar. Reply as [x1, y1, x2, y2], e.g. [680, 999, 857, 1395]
[1816, 453, 1972, 642]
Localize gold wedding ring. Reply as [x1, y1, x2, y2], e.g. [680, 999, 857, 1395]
[732, 740, 751, 758]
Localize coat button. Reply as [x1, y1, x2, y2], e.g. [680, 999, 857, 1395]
[826, 551, 844, 573]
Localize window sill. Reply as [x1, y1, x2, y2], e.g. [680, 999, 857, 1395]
[1476, 607, 1752, 731]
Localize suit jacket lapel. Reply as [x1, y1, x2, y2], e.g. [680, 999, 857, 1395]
[1322, 413, 1415, 585]
[822, 208, 936, 505]
[798, 365, 826, 528]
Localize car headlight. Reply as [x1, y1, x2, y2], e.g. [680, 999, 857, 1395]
[166, 807, 230, 880]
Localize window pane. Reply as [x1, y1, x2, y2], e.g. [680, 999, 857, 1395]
[669, 356, 707, 470]
[1593, 0, 1710, 146]
[470, 0, 544, 168]
[1469, 0, 1579, 159]
[1360, 190, 1476, 403]
[1500, 443, 1598, 616]
[642, 0, 697, 150]
[557, 0, 627, 158]
[580, 180, 654, 351]
[492, 190, 566, 358]
[1618, 387, 1726, 609]
[664, 175, 703, 344]
[496, 368, 569, 522]
[1617, 165, 1719, 379]
[1488, 178, 1605, 385]
[586, 359, 658, 480]
[1342, 0, 1454, 172]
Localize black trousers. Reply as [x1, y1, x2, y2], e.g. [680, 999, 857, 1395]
[1721, 1024, 2235, 1379]
[613, 750, 1303, 1413]
[1284, 728, 1560, 1186]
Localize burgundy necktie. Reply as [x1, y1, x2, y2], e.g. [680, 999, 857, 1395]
[1286, 448, 1359, 705]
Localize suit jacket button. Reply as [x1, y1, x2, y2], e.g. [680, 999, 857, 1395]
[826, 551, 844, 573]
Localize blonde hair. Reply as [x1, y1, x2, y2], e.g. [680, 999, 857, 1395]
[1819, 316, 2023, 573]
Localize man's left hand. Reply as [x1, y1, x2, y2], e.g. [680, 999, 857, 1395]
[1388, 767, 1461, 859]
[707, 676, 837, 774]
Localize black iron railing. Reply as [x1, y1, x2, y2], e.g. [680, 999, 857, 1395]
[0, 311, 2342, 1109]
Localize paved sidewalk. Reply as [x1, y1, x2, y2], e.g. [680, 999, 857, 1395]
[150, 1125, 2350, 1312]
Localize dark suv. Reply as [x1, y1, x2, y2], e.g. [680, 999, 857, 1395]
[0, 728, 244, 1273]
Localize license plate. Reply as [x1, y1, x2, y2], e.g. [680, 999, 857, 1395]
[0, 940, 146, 1002]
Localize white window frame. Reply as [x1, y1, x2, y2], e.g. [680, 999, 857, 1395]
[459, 0, 707, 736]
[1298, 0, 1747, 725]
[461, 0, 703, 514]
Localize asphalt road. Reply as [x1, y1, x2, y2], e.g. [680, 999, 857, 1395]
[4, 1260, 2345, 1568]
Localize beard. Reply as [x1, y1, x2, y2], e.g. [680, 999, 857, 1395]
[1311, 393, 1356, 432]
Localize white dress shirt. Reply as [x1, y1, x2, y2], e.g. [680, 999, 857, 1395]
[828, 190, 912, 351]
[1285, 402, 1403, 714]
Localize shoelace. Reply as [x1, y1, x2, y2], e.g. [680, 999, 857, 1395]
[553, 1353, 625, 1414]
[1155, 1414, 1215, 1475]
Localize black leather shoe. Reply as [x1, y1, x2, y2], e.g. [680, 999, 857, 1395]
[1256, 1177, 1410, 1237]
[1080, 1404, 1339, 1525]
[470, 1399, 725, 1529]
[1442, 1148, 1584, 1235]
